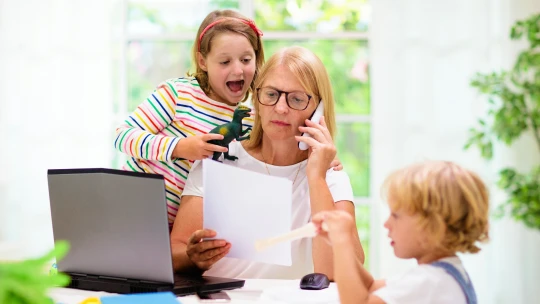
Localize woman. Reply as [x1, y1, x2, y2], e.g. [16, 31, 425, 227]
[170, 46, 364, 280]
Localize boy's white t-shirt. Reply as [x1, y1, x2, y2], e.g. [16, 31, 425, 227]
[373, 256, 469, 304]
[181, 141, 354, 279]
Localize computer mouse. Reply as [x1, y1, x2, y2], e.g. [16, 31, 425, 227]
[300, 273, 330, 290]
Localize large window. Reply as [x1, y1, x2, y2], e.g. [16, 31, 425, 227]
[118, 0, 372, 267]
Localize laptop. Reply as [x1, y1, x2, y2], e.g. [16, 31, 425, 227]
[47, 168, 245, 296]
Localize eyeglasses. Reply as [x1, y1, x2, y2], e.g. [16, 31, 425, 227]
[256, 87, 312, 110]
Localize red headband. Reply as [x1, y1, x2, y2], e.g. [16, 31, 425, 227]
[198, 17, 263, 52]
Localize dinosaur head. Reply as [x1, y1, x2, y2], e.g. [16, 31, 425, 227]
[233, 105, 252, 121]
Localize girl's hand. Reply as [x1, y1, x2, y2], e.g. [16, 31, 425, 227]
[330, 158, 343, 171]
[312, 210, 356, 245]
[296, 116, 337, 179]
[173, 134, 229, 160]
[186, 229, 231, 271]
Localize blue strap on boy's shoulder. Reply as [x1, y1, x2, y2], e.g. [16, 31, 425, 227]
[431, 261, 478, 304]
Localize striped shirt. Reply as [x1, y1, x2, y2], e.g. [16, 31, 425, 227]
[114, 77, 254, 225]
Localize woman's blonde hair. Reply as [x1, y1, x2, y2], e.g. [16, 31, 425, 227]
[244, 46, 336, 149]
[382, 161, 490, 254]
[188, 10, 265, 102]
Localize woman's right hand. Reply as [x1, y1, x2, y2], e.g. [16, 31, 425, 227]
[296, 116, 337, 179]
[172, 134, 229, 160]
[186, 229, 231, 271]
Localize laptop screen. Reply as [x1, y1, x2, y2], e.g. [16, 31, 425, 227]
[47, 168, 174, 284]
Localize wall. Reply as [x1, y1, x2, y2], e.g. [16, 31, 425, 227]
[0, 0, 118, 258]
[370, 0, 540, 303]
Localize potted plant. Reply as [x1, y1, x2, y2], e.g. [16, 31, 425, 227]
[0, 241, 70, 304]
[464, 13, 540, 229]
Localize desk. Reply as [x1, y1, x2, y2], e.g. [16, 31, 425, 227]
[49, 279, 340, 304]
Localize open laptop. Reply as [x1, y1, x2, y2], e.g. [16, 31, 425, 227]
[47, 168, 245, 296]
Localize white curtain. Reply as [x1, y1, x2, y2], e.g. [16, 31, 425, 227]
[0, 0, 118, 258]
[370, 0, 540, 303]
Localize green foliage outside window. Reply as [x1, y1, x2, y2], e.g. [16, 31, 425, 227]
[254, 0, 369, 32]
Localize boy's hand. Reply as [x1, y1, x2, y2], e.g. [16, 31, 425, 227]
[312, 210, 356, 245]
[330, 158, 343, 171]
[172, 134, 228, 160]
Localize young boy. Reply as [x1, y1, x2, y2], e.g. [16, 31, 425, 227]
[312, 160, 489, 304]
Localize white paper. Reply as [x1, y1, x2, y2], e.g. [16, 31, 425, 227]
[202, 159, 292, 266]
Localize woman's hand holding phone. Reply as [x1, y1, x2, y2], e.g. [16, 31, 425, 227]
[298, 102, 325, 151]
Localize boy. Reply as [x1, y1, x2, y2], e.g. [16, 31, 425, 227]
[313, 160, 489, 304]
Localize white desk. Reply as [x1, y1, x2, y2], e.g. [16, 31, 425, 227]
[49, 279, 340, 304]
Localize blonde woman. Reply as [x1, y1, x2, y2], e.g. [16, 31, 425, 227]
[170, 46, 364, 279]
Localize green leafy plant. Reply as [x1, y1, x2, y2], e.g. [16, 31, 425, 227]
[464, 13, 540, 229]
[0, 241, 71, 304]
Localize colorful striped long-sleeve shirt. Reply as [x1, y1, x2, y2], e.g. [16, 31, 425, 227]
[114, 77, 254, 225]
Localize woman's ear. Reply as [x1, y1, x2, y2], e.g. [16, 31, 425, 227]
[197, 52, 208, 72]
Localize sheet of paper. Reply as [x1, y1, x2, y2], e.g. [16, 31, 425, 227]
[202, 159, 292, 266]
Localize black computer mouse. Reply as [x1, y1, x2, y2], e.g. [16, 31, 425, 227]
[300, 273, 330, 290]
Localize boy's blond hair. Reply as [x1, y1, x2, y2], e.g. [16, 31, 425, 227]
[382, 161, 489, 253]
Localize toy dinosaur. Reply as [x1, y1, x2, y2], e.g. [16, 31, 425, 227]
[208, 105, 252, 161]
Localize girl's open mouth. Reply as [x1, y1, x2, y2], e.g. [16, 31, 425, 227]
[227, 80, 244, 93]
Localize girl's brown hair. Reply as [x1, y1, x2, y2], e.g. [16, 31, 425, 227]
[188, 10, 264, 103]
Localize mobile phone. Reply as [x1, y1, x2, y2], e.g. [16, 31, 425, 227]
[298, 101, 325, 150]
[197, 291, 231, 303]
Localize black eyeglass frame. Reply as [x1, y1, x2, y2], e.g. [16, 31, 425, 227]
[256, 87, 313, 111]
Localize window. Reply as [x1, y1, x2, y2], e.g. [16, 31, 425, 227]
[118, 0, 372, 267]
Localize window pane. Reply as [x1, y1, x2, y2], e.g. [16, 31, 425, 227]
[127, 41, 193, 112]
[128, 1, 239, 35]
[263, 40, 370, 115]
[356, 205, 371, 269]
[255, 0, 370, 32]
[336, 122, 370, 197]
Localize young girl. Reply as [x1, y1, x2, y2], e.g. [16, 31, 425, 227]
[312, 160, 489, 304]
[114, 10, 265, 226]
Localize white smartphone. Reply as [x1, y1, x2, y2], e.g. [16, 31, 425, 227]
[298, 101, 325, 150]
[197, 291, 231, 303]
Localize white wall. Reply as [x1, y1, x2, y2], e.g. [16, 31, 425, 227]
[0, 0, 118, 258]
[370, 0, 540, 303]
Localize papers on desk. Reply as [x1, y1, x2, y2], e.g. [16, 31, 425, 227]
[202, 159, 292, 266]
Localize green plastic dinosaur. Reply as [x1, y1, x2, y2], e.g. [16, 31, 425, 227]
[208, 105, 252, 161]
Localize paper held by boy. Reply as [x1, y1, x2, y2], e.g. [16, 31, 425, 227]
[255, 222, 328, 252]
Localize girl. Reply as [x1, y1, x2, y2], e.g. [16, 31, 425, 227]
[313, 160, 489, 304]
[114, 10, 265, 226]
